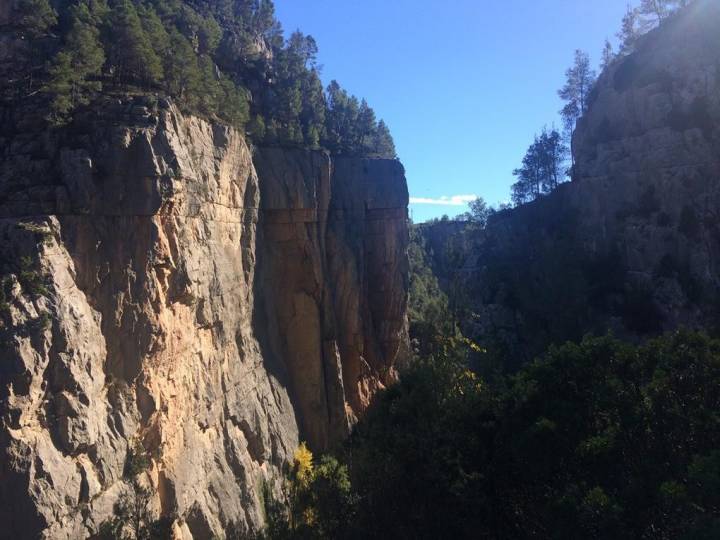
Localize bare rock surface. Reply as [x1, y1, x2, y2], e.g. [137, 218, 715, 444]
[0, 102, 408, 538]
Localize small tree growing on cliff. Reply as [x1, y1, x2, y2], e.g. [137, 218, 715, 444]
[512, 127, 567, 205]
[558, 50, 596, 172]
[617, 5, 641, 53]
[99, 440, 173, 540]
[601, 39, 615, 70]
[639, 0, 673, 26]
[558, 50, 596, 135]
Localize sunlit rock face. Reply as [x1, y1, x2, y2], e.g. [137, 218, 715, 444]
[0, 101, 408, 538]
[419, 0, 720, 362]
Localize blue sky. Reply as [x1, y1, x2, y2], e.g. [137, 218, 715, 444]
[274, 0, 630, 222]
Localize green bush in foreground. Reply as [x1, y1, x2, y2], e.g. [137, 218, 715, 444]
[272, 330, 720, 539]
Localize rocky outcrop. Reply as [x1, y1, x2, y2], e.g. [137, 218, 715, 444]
[420, 0, 720, 362]
[0, 100, 408, 538]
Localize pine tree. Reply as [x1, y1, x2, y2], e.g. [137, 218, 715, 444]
[601, 39, 615, 71]
[137, 4, 170, 60]
[15, 0, 57, 92]
[248, 114, 266, 140]
[300, 69, 326, 148]
[164, 28, 201, 106]
[511, 128, 567, 205]
[107, 0, 163, 86]
[558, 49, 596, 169]
[357, 99, 377, 152]
[44, 52, 74, 121]
[16, 0, 57, 38]
[537, 128, 567, 192]
[268, 31, 320, 145]
[639, 0, 672, 26]
[219, 76, 249, 127]
[617, 5, 641, 53]
[198, 15, 222, 55]
[324, 80, 348, 152]
[373, 120, 396, 158]
[44, 11, 105, 124]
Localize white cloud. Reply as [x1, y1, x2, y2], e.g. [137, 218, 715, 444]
[409, 194, 477, 206]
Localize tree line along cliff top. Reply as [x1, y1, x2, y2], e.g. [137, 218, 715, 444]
[2, 0, 396, 158]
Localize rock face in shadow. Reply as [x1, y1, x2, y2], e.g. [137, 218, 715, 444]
[419, 0, 720, 363]
[0, 100, 408, 538]
[253, 149, 409, 449]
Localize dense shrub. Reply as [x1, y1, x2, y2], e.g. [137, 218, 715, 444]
[271, 330, 720, 539]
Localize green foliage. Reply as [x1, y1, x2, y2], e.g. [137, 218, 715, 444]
[258, 444, 356, 539]
[466, 196, 491, 226]
[18, 256, 48, 297]
[44, 7, 105, 124]
[98, 480, 173, 540]
[334, 330, 720, 539]
[0, 278, 9, 315]
[617, 5, 641, 53]
[322, 80, 396, 157]
[511, 127, 567, 205]
[407, 227, 456, 356]
[100, 439, 172, 539]
[16, 0, 393, 155]
[15, 0, 57, 38]
[164, 28, 201, 101]
[559, 49, 596, 135]
[108, 0, 164, 86]
[347, 339, 486, 539]
[124, 440, 151, 478]
[373, 119, 396, 158]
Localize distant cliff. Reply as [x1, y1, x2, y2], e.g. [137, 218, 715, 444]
[0, 100, 409, 538]
[418, 0, 720, 364]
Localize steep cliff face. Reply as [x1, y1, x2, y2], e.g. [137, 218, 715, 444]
[0, 101, 408, 538]
[420, 0, 720, 362]
[254, 149, 409, 449]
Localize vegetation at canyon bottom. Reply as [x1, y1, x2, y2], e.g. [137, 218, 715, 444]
[241, 219, 719, 540]
[6, 0, 396, 157]
[258, 331, 720, 538]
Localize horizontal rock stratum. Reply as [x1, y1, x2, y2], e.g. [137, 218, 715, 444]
[0, 101, 409, 538]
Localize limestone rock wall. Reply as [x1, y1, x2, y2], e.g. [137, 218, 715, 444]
[0, 101, 408, 538]
[253, 150, 409, 449]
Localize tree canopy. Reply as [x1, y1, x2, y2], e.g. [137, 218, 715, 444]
[6, 0, 396, 158]
[511, 127, 567, 205]
[264, 330, 720, 539]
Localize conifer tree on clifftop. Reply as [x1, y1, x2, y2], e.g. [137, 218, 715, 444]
[558, 49, 596, 173]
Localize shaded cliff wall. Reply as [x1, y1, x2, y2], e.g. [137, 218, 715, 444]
[0, 101, 408, 538]
[420, 0, 720, 363]
[253, 149, 409, 449]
